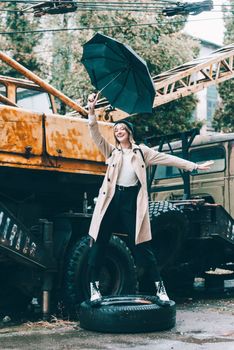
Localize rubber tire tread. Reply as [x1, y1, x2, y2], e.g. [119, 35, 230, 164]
[79, 295, 176, 333]
[149, 201, 188, 269]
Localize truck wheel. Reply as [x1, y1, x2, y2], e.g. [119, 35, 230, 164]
[63, 235, 137, 314]
[138, 201, 188, 294]
[0, 286, 31, 316]
[149, 201, 188, 270]
[79, 295, 176, 333]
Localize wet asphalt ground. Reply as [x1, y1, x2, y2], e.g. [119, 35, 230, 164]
[0, 283, 233, 350]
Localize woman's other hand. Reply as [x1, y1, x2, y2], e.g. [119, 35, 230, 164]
[196, 160, 214, 171]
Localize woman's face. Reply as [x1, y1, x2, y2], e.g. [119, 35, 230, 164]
[114, 124, 130, 144]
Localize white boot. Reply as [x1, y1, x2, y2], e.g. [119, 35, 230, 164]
[155, 281, 170, 305]
[90, 281, 102, 301]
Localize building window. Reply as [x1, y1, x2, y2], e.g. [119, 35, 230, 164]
[207, 86, 218, 127]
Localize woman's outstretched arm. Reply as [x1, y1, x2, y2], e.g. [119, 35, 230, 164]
[140, 144, 213, 171]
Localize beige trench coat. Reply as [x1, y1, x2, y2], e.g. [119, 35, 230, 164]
[88, 118, 197, 245]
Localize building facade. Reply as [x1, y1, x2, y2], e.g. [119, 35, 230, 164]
[194, 39, 221, 134]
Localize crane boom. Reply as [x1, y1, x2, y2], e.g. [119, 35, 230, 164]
[0, 43, 233, 123]
[153, 43, 234, 107]
[94, 43, 234, 121]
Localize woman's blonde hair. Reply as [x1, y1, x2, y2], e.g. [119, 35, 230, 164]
[113, 123, 135, 147]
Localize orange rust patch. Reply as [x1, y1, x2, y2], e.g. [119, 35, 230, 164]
[45, 115, 115, 161]
[0, 106, 43, 155]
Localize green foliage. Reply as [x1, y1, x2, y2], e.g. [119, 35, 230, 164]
[213, 80, 234, 132]
[213, 1, 234, 132]
[130, 95, 202, 141]
[0, 3, 43, 77]
[0, 6, 200, 136]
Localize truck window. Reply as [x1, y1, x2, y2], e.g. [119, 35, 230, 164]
[190, 146, 225, 174]
[154, 152, 182, 179]
[16, 87, 53, 113]
[154, 146, 225, 180]
[207, 86, 218, 128]
[0, 83, 6, 104]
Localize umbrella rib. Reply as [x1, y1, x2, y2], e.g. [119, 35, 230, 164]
[132, 71, 141, 96]
[104, 43, 126, 63]
[134, 69, 155, 95]
[97, 67, 127, 81]
[111, 69, 130, 108]
[131, 72, 152, 113]
[130, 94, 139, 115]
[130, 71, 142, 113]
[82, 56, 124, 64]
[128, 70, 140, 114]
[91, 68, 98, 87]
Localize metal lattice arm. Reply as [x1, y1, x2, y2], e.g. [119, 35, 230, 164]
[153, 43, 234, 107]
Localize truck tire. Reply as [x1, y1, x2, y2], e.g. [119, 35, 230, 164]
[149, 201, 188, 270]
[138, 201, 189, 294]
[63, 235, 137, 314]
[79, 295, 176, 333]
[0, 286, 31, 316]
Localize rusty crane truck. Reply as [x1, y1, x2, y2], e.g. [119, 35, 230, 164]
[0, 44, 233, 318]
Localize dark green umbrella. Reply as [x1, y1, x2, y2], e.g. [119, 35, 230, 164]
[81, 33, 155, 115]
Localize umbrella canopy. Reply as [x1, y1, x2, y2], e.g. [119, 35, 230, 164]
[81, 33, 155, 115]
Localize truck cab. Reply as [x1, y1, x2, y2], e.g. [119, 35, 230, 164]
[151, 133, 234, 218]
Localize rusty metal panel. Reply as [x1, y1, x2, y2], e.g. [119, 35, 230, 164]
[0, 153, 107, 175]
[0, 106, 43, 155]
[45, 114, 115, 162]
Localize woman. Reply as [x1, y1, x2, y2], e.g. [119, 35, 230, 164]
[87, 93, 213, 305]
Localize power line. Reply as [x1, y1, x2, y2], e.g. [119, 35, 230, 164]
[0, 1, 186, 14]
[0, 0, 177, 4]
[0, 0, 232, 6]
[0, 7, 180, 14]
[0, 16, 230, 35]
[0, 1, 231, 17]
[0, 2, 231, 14]
[0, 2, 232, 14]
[0, 8, 229, 13]
[0, 1, 172, 12]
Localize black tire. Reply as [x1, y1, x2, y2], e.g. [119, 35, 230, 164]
[63, 235, 137, 313]
[0, 287, 31, 316]
[138, 201, 189, 294]
[0, 267, 32, 317]
[149, 201, 188, 271]
[79, 295, 176, 333]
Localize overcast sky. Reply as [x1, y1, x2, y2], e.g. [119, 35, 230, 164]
[184, 0, 225, 45]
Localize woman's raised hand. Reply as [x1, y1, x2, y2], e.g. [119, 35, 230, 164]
[87, 93, 99, 114]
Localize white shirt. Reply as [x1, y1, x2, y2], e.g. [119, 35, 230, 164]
[116, 149, 138, 187]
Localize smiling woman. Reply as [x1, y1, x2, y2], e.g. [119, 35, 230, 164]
[84, 92, 213, 307]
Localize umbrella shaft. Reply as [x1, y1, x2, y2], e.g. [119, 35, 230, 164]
[99, 70, 124, 94]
